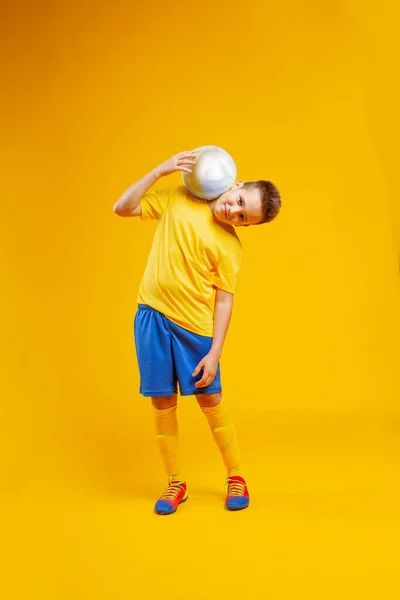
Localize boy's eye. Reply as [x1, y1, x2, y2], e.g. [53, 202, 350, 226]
[238, 198, 243, 206]
[240, 214, 244, 221]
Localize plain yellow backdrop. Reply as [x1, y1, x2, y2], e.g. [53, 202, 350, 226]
[1, 1, 399, 598]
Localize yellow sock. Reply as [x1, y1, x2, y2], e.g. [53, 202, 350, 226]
[201, 399, 242, 477]
[154, 405, 182, 481]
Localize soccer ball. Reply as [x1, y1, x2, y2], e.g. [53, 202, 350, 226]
[182, 145, 237, 200]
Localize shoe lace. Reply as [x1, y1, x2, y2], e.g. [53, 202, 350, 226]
[226, 478, 246, 496]
[161, 479, 185, 501]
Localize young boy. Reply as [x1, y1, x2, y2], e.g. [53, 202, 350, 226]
[114, 150, 281, 515]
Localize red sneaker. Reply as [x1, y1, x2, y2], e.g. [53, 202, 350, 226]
[154, 478, 188, 515]
[225, 476, 250, 511]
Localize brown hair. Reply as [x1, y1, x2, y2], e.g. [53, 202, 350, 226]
[244, 180, 281, 224]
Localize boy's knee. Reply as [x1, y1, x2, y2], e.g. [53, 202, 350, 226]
[152, 395, 177, 410]
[196, 392, 222, 408]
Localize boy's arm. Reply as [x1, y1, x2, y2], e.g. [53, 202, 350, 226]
[113, 151, 196, 217]
[193, 289, 233, 389]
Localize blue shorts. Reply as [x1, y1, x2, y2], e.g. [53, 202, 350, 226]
[134, 304, 222, 397]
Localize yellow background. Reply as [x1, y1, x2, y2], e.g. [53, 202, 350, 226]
[1, 0, 399, 598]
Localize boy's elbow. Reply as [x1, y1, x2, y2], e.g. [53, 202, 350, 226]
[113, 200, 141, 218]
[113, 203, 128, 217]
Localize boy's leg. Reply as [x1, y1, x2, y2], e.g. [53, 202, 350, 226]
[152, 394, 182, 481]
[134, 306, 186, 514]
[197, 392, 250, 510]
[152, 394, 188, 515]
[196, 392, 241, 477]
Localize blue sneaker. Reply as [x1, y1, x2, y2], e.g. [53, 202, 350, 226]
[225, 476, 250, 511]
[154, 478, 188, 515]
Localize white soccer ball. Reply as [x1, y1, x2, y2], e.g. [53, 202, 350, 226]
[182, 145, 237, 200]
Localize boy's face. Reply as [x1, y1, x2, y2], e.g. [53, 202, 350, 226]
[212, 181, 263, 227]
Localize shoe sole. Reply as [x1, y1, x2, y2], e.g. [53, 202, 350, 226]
[226, 501, 250, 511]
[155, 495, 188, 516]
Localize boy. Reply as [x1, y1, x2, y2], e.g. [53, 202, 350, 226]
[114, 150, 281, 515]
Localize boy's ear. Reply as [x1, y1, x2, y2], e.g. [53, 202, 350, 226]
[231, 180, 244, 189]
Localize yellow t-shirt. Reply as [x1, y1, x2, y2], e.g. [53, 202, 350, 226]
[137, 185, 242, 336]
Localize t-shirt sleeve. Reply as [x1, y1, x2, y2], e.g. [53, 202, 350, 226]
[140, 186, 175, 220]
[211, 248, 242, 294]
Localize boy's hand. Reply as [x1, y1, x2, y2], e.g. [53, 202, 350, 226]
[158, 151, 196, 177]
[192, 352, 219, 389]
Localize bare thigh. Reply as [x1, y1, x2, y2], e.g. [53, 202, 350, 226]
[152, 394, 178, 410]
[195, 392, 222, 408]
